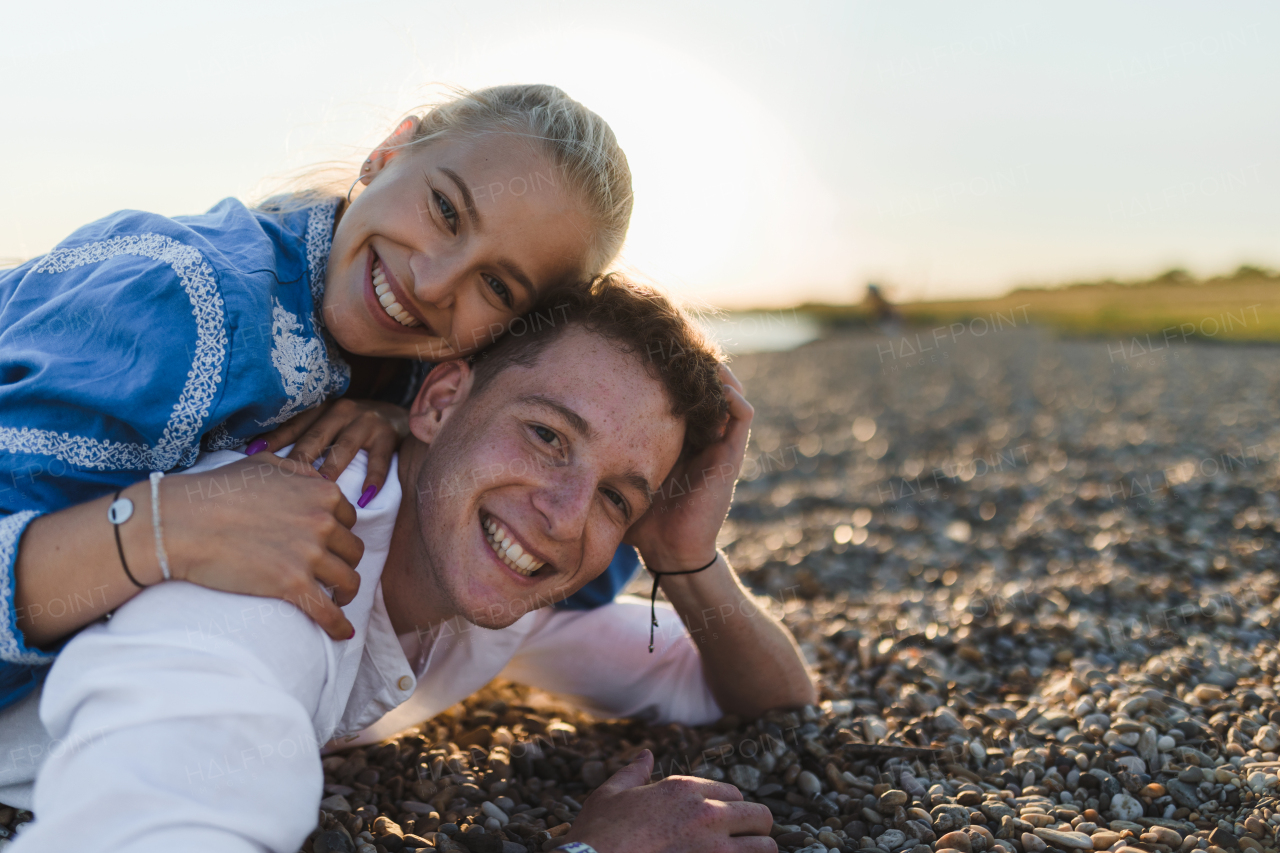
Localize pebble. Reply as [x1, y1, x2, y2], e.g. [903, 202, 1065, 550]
[879, 829, 908, 850]
[580, 760, 607, 788]
[1091, 830, 1121, 849]
[1021, 833, 1048, 853]
[479, 801, 508, 826]
[313, 830, 355, 853]
[730, 763, 762, 792]
[1109, 794, 1144, 822]
[935, 830, 972, 851]
[881, 789, 909, 808]
[1034, 829, 1095, 849]
[1145, 826, 1183, 846]
[797, 770, 822, 796]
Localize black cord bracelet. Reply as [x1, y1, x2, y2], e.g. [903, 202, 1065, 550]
[647, 552, 720, 653]
[109, 490, 148, 589]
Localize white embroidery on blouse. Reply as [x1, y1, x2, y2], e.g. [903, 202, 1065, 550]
[258, 199, 349, 428]
[201, 422, 238, 453]
[304, 199, 350, 399]
[257, 300, 331, 427]
[0, 511, 57, 664]
[0, 234, 226, 472]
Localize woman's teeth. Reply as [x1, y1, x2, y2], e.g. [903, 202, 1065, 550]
[373, 260, 420, 328]
[483, 516, 544, 577]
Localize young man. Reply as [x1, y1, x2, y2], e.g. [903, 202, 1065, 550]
[3, 280, 814, 852]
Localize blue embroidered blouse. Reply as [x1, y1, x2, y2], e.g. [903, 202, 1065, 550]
[0, 196, 635, 711]
[0, 197, 349, 705]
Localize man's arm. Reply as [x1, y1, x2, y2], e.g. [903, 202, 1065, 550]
[646, 551, 815, 718]
[625, 366, 816, 719]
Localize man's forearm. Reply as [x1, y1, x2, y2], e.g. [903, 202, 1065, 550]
[647, 552, 816, 717]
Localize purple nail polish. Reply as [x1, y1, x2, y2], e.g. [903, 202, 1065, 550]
[357, 484, 378, 508]
[245, 439, 268, 456]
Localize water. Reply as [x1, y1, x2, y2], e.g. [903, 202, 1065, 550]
[697, 309, 823, 355]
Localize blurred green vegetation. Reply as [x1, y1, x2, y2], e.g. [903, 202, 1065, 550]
[799, 265, 1280, 342]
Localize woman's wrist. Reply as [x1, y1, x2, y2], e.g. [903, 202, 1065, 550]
[117, 480, 165, 586]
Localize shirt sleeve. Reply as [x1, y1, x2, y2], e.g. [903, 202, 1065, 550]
[0, 227, 231, 504]
[0, 510, 55, 672]
[11, 581, 334, 853]
[498, 595, 722, 726]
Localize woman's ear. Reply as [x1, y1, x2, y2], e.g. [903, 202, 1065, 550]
[408, 359, 474, 444]
[359, 116, 422, 187]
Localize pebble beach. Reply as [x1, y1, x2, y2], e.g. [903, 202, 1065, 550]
[11, 326, 1280, 853]
[291, 326, 1280, 853]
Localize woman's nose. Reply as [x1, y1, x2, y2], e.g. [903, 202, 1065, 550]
[407, 252, 462, 309]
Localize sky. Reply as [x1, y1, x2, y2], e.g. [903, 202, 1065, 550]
[2, 1, 1278, 307]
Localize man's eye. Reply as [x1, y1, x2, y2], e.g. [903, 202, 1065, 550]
[435, 191, 458, 232]
[533, 425, 561, 448]
[603, 488, 628, 513]
[485, 274, 514, 309]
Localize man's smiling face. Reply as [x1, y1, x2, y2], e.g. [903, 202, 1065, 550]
[384, 325, 686, 632]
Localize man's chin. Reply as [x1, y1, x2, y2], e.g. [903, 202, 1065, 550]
[459, 584, 576, 630]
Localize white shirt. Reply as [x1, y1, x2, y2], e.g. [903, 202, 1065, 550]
[0, 449, 719, 852]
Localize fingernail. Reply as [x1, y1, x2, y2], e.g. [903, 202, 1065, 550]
[245, 439, 268, 456]
[357, 484, 378, 508]
[346, 627, 356, 640]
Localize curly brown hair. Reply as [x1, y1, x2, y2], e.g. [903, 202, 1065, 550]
[469, 274, 728, 452]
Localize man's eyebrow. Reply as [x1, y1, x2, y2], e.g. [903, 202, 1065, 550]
[519, 394, 592, 438]
[622, 471, 656, 514]
[440, 167, 481, 229]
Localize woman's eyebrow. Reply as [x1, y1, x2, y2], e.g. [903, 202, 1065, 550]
[497, 261, 536, 300]
[440, 167, 481, 228]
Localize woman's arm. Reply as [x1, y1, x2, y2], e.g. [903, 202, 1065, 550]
[15, 452, 364, 648]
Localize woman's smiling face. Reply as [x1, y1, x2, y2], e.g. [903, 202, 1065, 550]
[323, 122, 596, 361]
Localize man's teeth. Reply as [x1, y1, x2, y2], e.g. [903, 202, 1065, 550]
[372, 260, 420, 328]
[483, 516, 544, 577]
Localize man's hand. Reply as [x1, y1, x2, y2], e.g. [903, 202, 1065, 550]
[563, 750, 777, 853]
[625, 366, 752, 570]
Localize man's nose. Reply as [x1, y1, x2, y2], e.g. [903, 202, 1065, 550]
[531, 471, 595, 541]
[407, 252, 464, 309]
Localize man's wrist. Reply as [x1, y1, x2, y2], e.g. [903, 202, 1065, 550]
[642, 547, 723, 575]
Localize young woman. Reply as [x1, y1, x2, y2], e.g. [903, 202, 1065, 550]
[0, 84, 635, 710]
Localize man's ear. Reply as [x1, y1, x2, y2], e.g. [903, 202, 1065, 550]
[408, 359, 475, 444]
[358, 116, 422, 188]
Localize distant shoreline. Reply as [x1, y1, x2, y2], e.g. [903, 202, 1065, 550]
[727, 266, 1280, 344]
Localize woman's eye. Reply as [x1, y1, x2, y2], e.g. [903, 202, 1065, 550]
[485, 274, 514, 309]
[533, 425, 561, 448]
[435, 191, 459, 233]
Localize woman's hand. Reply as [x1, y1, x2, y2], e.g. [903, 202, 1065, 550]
[162, 453, 365, 640]
[249, 398, 409, 503]
[16, 452, 365, 648]
[624, 365, 754, 570]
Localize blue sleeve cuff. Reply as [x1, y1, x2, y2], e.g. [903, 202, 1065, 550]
[0, 510, 59, 665]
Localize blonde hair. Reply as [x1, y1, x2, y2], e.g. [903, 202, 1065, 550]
[261, 84, 633, 276]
